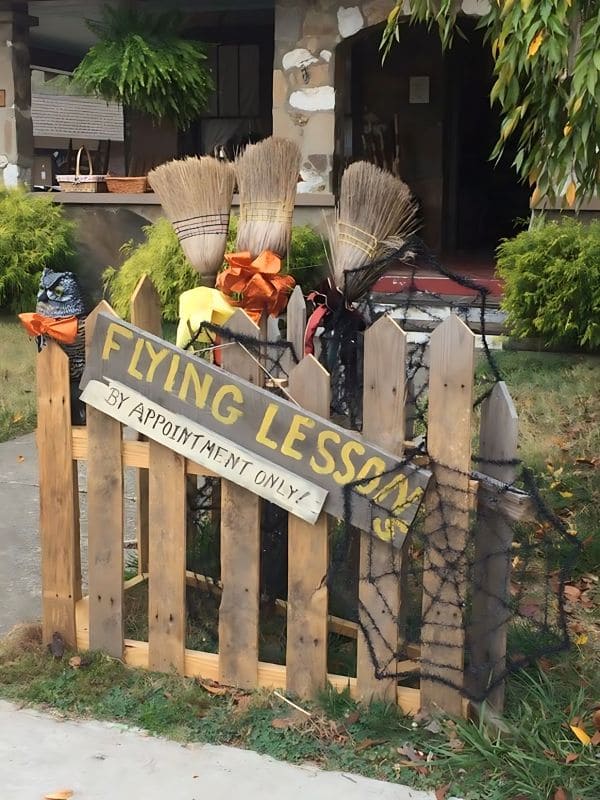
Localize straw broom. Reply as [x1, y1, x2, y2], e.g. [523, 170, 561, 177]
[148, 156, 235, 284]
[329, 161, 419, 302]
[235, 137, 301, 258]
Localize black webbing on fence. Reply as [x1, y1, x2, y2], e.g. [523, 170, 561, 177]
[179, 237, 582, 704]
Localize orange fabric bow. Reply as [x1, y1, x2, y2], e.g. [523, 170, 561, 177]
[18, 313, 79, 345]
[216, 251, 295, 323]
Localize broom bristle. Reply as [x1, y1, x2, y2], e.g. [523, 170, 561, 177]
[329, 161, 419, 301]
[235, 137, 302, 258]
[148, 157, 235, 282]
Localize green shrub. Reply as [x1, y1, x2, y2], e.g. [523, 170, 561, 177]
[0, 189, 78, 313]
[104, 216, 328, 322]
[497, 218, 600, 350]
[103, 217, 199, 322]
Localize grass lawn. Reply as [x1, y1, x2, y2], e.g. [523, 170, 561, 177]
[0, 316, 37, 443]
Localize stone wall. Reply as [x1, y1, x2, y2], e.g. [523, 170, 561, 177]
[273, 1, 489, 193]
[0, 2, 34, 187]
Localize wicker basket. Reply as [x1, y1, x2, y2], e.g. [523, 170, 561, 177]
[105, 176, 149, 193]
[57, 146, 105, 193]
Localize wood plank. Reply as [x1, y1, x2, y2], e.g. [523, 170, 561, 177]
[357, 315, 407, 702]
[37, 341, 79, 646]
[131, 274, 162, 574]
[148, 443, 186, 673]
[71, 427, 216, 477]
[218, 310, 262, 689]
[286, 356, 330, 698]
[74, 598, 421, 714]
[85, 304, 124, 658]
[469, 382, 518, 712]
[420, 315, 475, 716]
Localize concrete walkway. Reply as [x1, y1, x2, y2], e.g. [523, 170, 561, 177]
[0, 701, 436, 800]
[0, 433, 40, 637]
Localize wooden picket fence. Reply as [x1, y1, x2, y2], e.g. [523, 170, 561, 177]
[37, 276, 532, 716]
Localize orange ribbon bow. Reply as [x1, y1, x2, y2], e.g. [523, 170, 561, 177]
[216, 251, 295, 324]
[18, 313, 79, 345]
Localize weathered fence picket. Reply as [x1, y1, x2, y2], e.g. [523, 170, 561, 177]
[85, 302, 124, 658]
[470, 382, 518, 711]
[37, 341, 79, 647]
[218, 310, 263, 689]
[420, 314, 475, 716]
[130, 274, 162, 575]
[286, 355, 330, 698]
[357, 315, 407, 702]
[35, 274, 525, 718]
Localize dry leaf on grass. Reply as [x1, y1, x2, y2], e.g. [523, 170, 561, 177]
[553, 788, 569, 800]
[590, 731, 600, 747]
[198, 680, 228, 696]
[44, 791, 73, 800]
[592, 709, 600, 731]
[435, 784, 451, 800]
[271, 710, 307, 730]
[565, 753, 578, 764]
[355, 738, 387, 753]
[569, 725, 591, 745]
[343, 709, 360, 726]
[68, 656, 81, 669]
[233, 694, 253, 714]
[564, 585, 582, 602]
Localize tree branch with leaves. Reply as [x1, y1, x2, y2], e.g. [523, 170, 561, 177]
[382, 0, 600, 206]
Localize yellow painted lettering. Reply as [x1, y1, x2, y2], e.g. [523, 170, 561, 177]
[354, 456, 386, 495]
[372, 516, 409, 543]
[310, 430, 341, 475]
[144, 341, 169, 382]
[177, 363, 213, 408]
[333, 440, 366, 484]
[127, 338, 144, 380]
[163, 354, 181, 392]
[281, 414, 316, 461]
[101, 322, 133, 361]
[212, 384, 244, 425]
[255, 404, 279, 450]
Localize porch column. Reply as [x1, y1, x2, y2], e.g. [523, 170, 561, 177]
[0, 1, 35, 188]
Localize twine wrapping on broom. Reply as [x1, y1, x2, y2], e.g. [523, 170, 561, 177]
[216, 251, 295, 323]
[173, 212, 230, 242]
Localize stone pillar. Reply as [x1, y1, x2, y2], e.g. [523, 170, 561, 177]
[272, 1, 487, 195]
[0, 2, 35, 188]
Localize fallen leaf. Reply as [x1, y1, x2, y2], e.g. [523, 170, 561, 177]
[397, 743, 425, 762]
[575, 457, 598, 467]
[565, 753, 578, 764]
[44, 792, 73, 800]
[271, 709, 306, 730]
[564, 585, 582, 602]
[68, 656, 81, 669]
[559, 491, 573, 499]
[233, 695, 252, 714]
[519, 601, 541, 619]
[574, 634, 588, 646]
[435, 784, 451, 800]
[570, 725, 591, 745]
[355, 738, 388, 752]
[593, 710, 600, 731]
[553, 788, 569, 800]
[591, 731, 600, 747]
[198, 680, 228, 696]
[425, 719, 443, 734]
[543, 749, 556, 760]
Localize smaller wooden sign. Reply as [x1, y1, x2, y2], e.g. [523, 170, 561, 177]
[0, 90, 5, 108]
[81, 378, 328, 524]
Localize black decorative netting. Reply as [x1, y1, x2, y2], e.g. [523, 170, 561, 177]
[180, 236, 582, 705]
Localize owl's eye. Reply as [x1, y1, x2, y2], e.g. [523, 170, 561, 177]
[54, 287, 64, 296]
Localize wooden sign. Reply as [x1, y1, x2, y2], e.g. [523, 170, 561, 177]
[81, 313, 431, 544]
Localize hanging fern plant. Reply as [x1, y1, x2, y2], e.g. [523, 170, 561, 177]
[73, 5, 214, 129]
